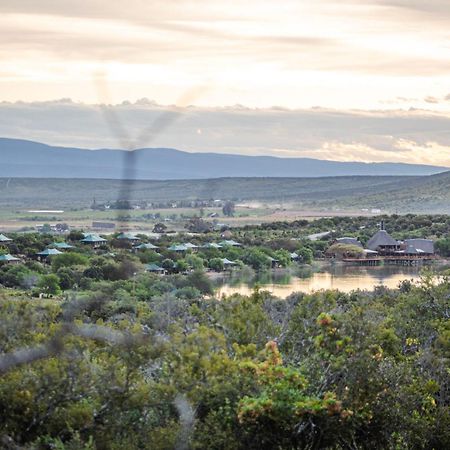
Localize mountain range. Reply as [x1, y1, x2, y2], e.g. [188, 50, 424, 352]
[1, 138, 448, 179]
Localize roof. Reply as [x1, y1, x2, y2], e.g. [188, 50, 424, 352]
[219, 240, 242, 247]
[134, 243, 159, 250]
[37, 248, 63, 256]
[336, 237, 363, 248]
[404, 239, 434, 254]
[0, 234, 12, 242]
[168, 244, 188, 252]
[116, 232, 140, 240]
[202, 243, 223, 249]
[221, 258, 236, 265]
[50, 242, 74, 249]
[184, 242, 199, 249]
[290, 252, 299, 259]
[367, 230, 399, 250]
[145, 263, 165, 272]
[81, 234, 107, 243]
[403, 245, 424, 255]
[0, 254, 20, 262]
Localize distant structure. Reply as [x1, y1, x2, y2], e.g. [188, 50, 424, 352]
[116, 232, 140, 243]
[81, 234, 107, 247]
[0, 254, 20, 264]
[335, 237, 363, 248]
[328, 221, 436, 266]
[366, 222, 400, 255]
[403, 239, 435, 256]
[0, 233, 13, 243]
[92, 221, 116, 230]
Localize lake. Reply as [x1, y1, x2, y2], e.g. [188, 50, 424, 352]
[214, 265, 423, 298]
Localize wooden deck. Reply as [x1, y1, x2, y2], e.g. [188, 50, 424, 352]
[342, 258, 382, 266]
[343, 255, 437, 266]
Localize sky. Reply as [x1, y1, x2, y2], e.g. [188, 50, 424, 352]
[1, 0, 449, 165]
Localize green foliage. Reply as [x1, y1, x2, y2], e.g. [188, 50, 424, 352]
[51, 252, 88, 272]
[37, 273, 61, 296]
[209, 257, 224, 272]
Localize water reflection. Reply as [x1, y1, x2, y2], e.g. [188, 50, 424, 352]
[214, 265, 422, 298]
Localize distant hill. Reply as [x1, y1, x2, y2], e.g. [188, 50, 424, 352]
[0, 138, 447, 179]
[335, 170, 450, 213]
[1, 171, 449, 213]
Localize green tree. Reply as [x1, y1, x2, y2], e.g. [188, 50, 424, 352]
[51, 252, 88, 272]
[37, 273, 61, 296]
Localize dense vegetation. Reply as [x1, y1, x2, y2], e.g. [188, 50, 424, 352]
[0, 215, 449, 449]
[1, 172, 450, 212]
[1, 273, 449, 449]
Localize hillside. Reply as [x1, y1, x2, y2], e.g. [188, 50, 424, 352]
[1, 138, 448, 179]
[0, 172, 449, 213]
[335, 170, 450, 213]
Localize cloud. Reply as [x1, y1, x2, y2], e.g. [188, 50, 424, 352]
[0, 100, 448, 166]
[424, 96, 439, 104]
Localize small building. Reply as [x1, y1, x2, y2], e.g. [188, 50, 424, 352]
[92, 221, 116, 230]
[0, 254, 20, 264]
[134, 243, 159, 251]
[168, 244, 189, 252]
[403, 239, 435, 255]
[202, 243, 223, 249]
[50, 242, 75, 250]
[335, 237, 363, 248]
[290, 252, 300, 261]
[267, 256, 280, 268]
[221, 230, 233, 239]
[366, 227, 400, 255]
[116, 232, 140, 243]
[222, 258, 237, 269]
[36, 248, 63, 260]
[219, 240, 242, 247]
[145, 263, 166, 274]
[81, 234, 107, 247]
[0, 233, 13, 243]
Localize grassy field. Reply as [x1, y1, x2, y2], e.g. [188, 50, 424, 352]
[1, 171, 449, 232]
[0, 204, 380, 232]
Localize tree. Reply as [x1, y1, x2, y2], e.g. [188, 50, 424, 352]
[37, 274, 61, 296]
[222, 201, 235, 217]
[162, 258, 175, 272]
[297, 247, 314, 264]
[175, 259, 189, 273]
[185, 254, 204, 270]
[242, 248, 271, 271]
[51, 252, 88, 272]
[185, 217, 213, 233]
[153, 223, 167, 233]
[209, 258, 224, 272]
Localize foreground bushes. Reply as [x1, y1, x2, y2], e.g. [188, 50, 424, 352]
[0, 274, 449, 449]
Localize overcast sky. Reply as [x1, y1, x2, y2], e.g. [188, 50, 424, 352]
[1, 0, 449, 165]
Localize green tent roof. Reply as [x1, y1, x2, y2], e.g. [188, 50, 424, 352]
[0, 234, 12, 242]
[221, 258, 236, 265]
[37, 248, 63, 256]
[50, 242, 74, 249]
[134, 243, 159, 250]
[146, 263, 165, 272]
[81, 234, 107, 243]
[168, 244, 188, 252]
[0, 254, 20, 262]
[117, 232, 140, 240]
[202, 243, 223, 249]
[219, 240, 242, 247]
